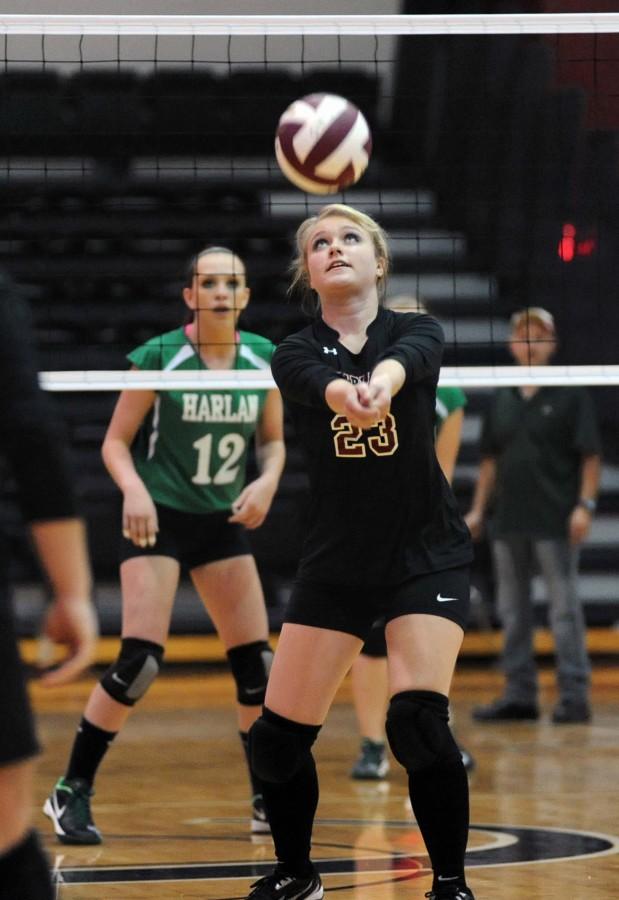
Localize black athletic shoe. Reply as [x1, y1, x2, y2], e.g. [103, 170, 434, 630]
[425, 886, 475, 899]
[551, 700, 591, 724]
[350, 738, 390, 780]
[43, 776, 102, 845]
[247, 867, 323, 899]
[472, 698, 539, 722]
[251, 793, 271, 834]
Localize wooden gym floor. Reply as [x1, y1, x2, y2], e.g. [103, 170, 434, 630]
[27, 637, 619, 899]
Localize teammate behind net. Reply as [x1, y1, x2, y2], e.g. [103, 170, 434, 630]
[349, 296, 474, 783]
[44, 247, 285, 844]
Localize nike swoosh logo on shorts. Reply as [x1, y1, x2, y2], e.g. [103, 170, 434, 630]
[436, 593, 458, 602]
[112, 672, 128, 686]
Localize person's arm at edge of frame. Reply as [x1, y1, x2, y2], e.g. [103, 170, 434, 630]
[464, 457, 497, 541]
[0, 281, 97, 686]
[569, 452, 601, 545]
[229, 388, 286, 529]
[34, 517, 98, 686]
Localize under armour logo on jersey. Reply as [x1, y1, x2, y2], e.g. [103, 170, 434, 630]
[323, 346, 337, 355]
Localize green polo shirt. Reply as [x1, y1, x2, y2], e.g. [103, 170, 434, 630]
[480, 386, 601, 538]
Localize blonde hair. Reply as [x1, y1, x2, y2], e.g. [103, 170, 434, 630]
[289, 204, 391, 310]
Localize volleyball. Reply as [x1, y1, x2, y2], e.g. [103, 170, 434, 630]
[274, 93, 372, 194]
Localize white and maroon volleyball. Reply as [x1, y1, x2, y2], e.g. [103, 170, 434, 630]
[274, 93, 372, 194]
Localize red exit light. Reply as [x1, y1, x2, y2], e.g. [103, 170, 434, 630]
[558, 223, 597, 262]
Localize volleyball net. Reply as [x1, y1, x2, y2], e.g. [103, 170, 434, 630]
[0, 12, 618, 389]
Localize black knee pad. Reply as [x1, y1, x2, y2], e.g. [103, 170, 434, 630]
[227, 640, 273, 706]
[248, 707, 321, 784]
[385, 690, 461, 774]
[100, 637, 164, 706]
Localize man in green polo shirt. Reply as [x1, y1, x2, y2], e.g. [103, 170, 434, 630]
[466, 307, 601, 724]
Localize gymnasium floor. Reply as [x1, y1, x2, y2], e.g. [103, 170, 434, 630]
[28, 644, 619, 899]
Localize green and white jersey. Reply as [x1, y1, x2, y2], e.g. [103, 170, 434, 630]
[435, 385, 467, 432]
[128, 327, 274, 514]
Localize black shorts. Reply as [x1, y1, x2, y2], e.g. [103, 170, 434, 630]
[119, 503, 252, 572]
[0, 591, 39, 766]
[285, 566, 470, 641]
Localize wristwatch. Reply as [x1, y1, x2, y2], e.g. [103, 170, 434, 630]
[578, 498, 597, 513]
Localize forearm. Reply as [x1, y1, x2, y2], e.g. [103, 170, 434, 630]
[579, 454, 601, 504]
[325, 360, 405, 414]
[30, 518, 92, 601]
[255, 438, 286, 490]
[325, 378, 357, 415]
[370, 359, 406, 397]
[470, 457, 497, 515]
[436, 408, 464, 484]
[101, 436, 146, 493]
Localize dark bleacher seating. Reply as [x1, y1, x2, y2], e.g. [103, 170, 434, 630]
[145, 69, 228, 156]
[0, 69, 69, 155]
[65, 69, 146, 166]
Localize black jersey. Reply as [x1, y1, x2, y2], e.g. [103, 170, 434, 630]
[271, 307, 472, 586]
[0, 272, 76, 587]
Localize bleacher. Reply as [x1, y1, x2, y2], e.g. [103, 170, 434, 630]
[1, 41, 618, 638]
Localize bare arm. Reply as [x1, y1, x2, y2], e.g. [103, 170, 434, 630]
[33, 518, 98, 685]
[229, 388, 286, 529]
[464, 456, 497, 540]
[325, 359, 406, 430]
[569, 453, 602, 545]
[436, 406, 464, 485]
[101, 385, 158, 547]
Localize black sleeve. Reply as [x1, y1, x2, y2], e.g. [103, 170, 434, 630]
[271, 333, 341, 408]
[374, 312, 444, 383]
[479, 397, 499, 458]
[0, 273, 77, 522]
[573, 388, 602, 457]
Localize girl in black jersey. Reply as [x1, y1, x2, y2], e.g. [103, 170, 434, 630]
[246, 205, 475, 900]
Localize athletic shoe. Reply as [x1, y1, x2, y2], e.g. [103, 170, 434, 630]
[472, 698, 539, 721]
[425, 886, 475, 899]
[251, 793, 271, 834]
[43, 776, 102, 845]
[551, 700, 591, 724]
[246, 866, 323, 899]
[350, 738, 390, 780]
[457, 743, 476, 773]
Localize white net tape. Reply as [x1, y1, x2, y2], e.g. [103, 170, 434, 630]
[39, 365, 619, 392]
[0, 14, 618, 37]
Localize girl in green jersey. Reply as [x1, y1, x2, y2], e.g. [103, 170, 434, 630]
[45, 248, 285, 844]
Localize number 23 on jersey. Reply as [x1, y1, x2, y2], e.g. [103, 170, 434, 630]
[331, 413, 399, 458]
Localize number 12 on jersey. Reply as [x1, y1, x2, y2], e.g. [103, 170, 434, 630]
[192, 433, 246, 485]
